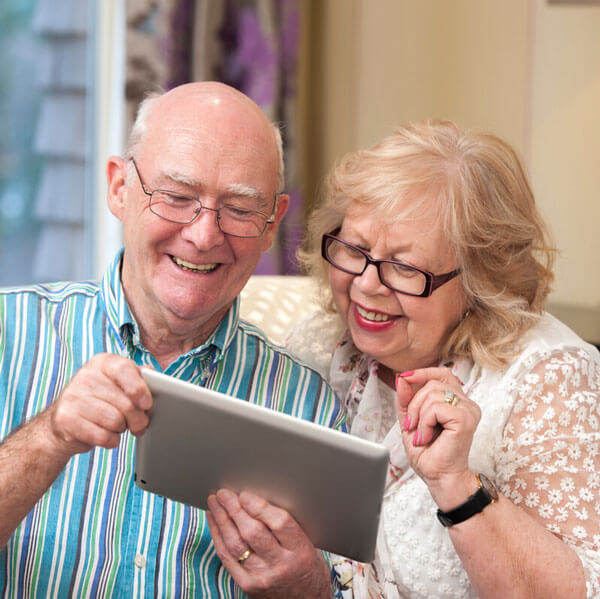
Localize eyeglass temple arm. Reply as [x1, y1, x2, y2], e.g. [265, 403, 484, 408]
[265, 194, 281, 224]
[430, 268, 462, 292]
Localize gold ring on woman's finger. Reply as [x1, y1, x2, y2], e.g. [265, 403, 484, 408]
[444, 389, 460, 407]
[237, 549, 252, 564]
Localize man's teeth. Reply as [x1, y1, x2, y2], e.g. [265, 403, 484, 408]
[173, 257, 218, 273]
[356, 305, 391, 322]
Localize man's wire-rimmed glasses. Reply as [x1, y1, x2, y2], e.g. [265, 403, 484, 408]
[130, 159, 277, 238]
[321, 230, 461, 297]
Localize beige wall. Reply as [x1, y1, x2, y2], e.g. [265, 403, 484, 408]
[353, 0, 531, 153]
[528, 1, 600, 310]
[309, 0, 531, 181]
[306, 0, 600, 336]
[301, 0, 358, 211]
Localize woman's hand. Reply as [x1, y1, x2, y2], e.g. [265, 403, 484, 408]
[395, 367, 481, 503]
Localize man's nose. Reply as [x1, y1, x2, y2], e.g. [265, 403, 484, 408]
[180, 206, 225, 247]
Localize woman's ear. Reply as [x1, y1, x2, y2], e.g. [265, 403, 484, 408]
[106, 156, 128, 220]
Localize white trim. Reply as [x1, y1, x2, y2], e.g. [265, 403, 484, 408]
[92, 0, 125, 280]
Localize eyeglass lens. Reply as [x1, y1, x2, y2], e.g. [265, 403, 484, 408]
[325, 237, 428, 295]
[149, 192, 269, 238]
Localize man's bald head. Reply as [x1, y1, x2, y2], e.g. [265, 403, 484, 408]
[126, 82, 285, 192]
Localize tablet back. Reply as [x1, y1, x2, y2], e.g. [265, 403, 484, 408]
[134, 369, 389, 563]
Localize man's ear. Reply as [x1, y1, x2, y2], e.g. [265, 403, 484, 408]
[106, 156, 128, 221]
[261, 193, 290, 250]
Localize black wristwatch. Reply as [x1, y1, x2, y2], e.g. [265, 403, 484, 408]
[436, 473, 499, 527]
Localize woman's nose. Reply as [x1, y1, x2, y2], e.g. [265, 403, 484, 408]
[354, 263, 389, 294]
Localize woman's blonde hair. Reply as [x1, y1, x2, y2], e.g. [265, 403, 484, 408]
[299, 120, 556, 370]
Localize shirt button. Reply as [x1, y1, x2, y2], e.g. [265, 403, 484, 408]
[134, 554, 146, 569]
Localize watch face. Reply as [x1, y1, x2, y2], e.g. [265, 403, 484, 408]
[478, 473, 499, 501]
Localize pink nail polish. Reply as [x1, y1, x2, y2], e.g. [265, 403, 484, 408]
[413, 430, 420, 446]
[400, 370, 414, 377]
[395, 373, 400, 389]
[403, 415, 411, 431]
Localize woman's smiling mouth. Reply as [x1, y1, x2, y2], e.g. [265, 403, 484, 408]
[353, 303, 401, 332]
[355, 304, 395, 322]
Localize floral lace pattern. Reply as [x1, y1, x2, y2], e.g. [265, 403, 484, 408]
[498, 348, 600, 597]
[287, 310, 600, 598]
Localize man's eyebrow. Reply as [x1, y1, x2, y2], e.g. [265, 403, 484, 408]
[225, 183, 265, 201]
[166, 170, 202, 186]
[157, 171, 266, 203]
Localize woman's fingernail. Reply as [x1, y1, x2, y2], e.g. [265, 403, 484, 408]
[413, 430, 420, 446]
[400, 370, 414, 377]
[395, 373, 401, 389]
[403, 415, 411, 431]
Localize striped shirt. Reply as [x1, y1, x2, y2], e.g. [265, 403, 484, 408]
[0, 251, 344, 598]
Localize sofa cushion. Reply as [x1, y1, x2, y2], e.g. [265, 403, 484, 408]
[239, 275, 320, 345]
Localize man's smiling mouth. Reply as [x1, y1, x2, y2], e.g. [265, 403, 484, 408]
[171, 256, 219, 274]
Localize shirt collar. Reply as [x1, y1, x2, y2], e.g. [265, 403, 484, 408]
[100, 249, 134, 353]
[100, 249, 241, 362]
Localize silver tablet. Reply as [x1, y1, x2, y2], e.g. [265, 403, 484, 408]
[134, 369, 389, 563]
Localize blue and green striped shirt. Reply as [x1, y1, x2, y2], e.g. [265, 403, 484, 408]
[0, 251, 344, 598]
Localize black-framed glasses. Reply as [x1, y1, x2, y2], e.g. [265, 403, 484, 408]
[130, 159, 277, 238]
[322, 231, 461, 297]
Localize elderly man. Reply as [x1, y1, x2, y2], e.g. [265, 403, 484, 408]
[0, 83, 343, 597]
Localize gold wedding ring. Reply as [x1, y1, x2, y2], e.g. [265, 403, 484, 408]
[444, 389, 460, 407]
[237, 549, 252, 564]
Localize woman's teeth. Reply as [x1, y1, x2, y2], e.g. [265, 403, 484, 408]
[356, 305, 391, 322]
[172, 257, 218, 273]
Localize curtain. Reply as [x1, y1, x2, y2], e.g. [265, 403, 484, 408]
[191, 0, 303, 274]
[125, 0, 172, 131]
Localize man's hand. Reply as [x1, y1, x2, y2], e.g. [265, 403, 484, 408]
[206, 490, 331, 599]
[0, 353, 152, 547]
[44, 353, 152, 458]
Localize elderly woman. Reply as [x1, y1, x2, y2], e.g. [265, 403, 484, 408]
[287, 121, 600, 598]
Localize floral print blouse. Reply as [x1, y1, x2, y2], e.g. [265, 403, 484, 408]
[286, 310, 600, 598]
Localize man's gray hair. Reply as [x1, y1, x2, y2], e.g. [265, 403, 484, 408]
[125, 91, 286, 193]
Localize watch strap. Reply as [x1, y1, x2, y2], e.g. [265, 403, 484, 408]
[436, 476, 496, 527]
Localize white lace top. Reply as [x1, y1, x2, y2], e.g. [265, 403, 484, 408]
[286, 309, 600, 598]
